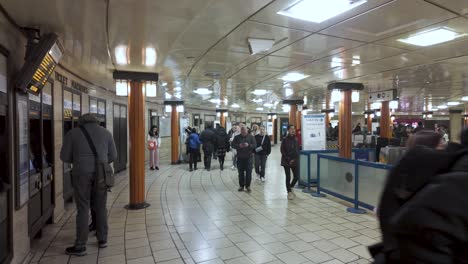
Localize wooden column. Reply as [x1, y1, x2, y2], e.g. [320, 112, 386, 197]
[296, 109, 302, 130]
[465, 116, 468, 128]
[367, 103, 372, 132]
[127, 81, 149, 210]
[271, 116, 276, 144]
[325, 94, 331, 125]
[220, 113, 226, 128]
[339, 90, 352, 158]
[171, 105, 179, 164]
[289, 104, 297, 127]
[380, 101, 392, 138]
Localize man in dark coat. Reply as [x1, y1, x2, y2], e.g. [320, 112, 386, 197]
[60, 113, 117, 256]
[200, 125, 215, 171]
[232, 126, 256, 192]
[254, 126, 271, 182]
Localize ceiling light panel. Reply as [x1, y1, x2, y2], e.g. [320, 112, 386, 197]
[277, 0, 367, 23]
[398, 28, 461, 47]
[248, 38, 275, 55]
[280, 72, 309, 82]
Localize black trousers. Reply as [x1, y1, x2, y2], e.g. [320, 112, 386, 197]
[255, 154, 268, 178]
[237, 157, 252, 188]
[203, 150, 212, 169]
[189, 150, 199, 169]
[284, 166, 299, 192]
[218, 155, 225, 169]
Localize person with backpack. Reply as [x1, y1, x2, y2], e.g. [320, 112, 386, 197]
[60, 113, 117, 256]
[254, 126, 271, 182]
[215, 125, 230, 171]
[187, 128, 202, 171]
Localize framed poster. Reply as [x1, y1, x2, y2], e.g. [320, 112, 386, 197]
[159, 117, 171, 137]
[267, 122, 273, 135]
[301, 114, 326, 151]
[16, 95, 29, 208]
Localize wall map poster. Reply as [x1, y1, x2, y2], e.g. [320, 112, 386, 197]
[301, 114, 326, 151]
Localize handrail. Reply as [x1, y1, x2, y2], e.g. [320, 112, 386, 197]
[318, 154, 356, 164]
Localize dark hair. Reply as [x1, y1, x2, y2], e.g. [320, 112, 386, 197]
[149, 125, 158, 137]
[407, 131, 442, 149]
[287, 124, 295, 130]
[191, 128, 197, 133]
[418, 121, 423, 127]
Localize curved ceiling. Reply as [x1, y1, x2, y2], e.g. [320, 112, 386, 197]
[3, 0, 468, 114]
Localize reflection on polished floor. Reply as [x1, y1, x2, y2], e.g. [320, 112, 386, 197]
[26, 147, 380, 264]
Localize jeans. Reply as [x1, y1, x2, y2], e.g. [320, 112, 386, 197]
[189, 149, 199, 169]
[284, 166, 299, 192]
[255, 154, 268, 178]
[203, 150, 212, 169]
[237, 157, 252, 188]
[73, 172, 108, 247]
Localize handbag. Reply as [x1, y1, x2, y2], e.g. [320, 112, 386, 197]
[255, 135, 266, 153]
[80, 126, 115, 188]
[148, 141, 156, 150]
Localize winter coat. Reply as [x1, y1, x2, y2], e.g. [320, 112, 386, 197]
[231, 134, 256, 159]
[254, 134, 271, 156]
[281, 134, 299, 167]
[370, 146, 453, 262]
[60, 114, 117, 181]
[188, 133, 202, 150]
[215, 128, 230, 157]
[200, 128, 215, 152]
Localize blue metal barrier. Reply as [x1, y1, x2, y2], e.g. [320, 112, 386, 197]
[311, 153, 392, 214]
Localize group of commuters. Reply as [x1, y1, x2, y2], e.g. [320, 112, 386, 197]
[371, 128, 468, 262]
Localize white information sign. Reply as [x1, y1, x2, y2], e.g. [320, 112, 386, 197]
[267, 122, 273, 135]
[159, 117, 171, 137]
[301, 114, 326, 151]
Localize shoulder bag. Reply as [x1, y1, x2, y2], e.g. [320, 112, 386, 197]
[80, 126, 115, 188]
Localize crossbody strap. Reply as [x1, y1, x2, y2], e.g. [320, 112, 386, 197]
[261, 135, 266, 146]
[79, 126, 98, 159]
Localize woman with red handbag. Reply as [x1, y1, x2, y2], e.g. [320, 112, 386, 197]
[281, 125, 300, 200]
[148, 126, 160, 170]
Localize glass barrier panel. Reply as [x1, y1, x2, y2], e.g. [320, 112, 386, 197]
[358, 165, 389, 207]
[320, 156, 355, 200]
[300, 154, 308, 184]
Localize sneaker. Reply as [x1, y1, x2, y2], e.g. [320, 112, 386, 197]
[150, 167, 155, 170]
[287, 192, 294, 200]
[155, 166, 159, 170]
[261, 177, 265, 182]
[65, 246, 87, 256]
[246, 187, 251, 192]
[238, 187, 244, 192]
[98, 241, 107, 249]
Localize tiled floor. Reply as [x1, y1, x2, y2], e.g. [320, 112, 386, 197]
[25, 147, 380, 264]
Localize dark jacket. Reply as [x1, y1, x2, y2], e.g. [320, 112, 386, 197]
[281, 134, 299, 167]
[215, 127, 230, 156]
[60, 114, 117, 179]
[371, 146, 453, 262]
[200, 128, 215, 152]
[254, 134, 271, 156]
[232, 133, 256, 159]
[372, 147, 468, 263]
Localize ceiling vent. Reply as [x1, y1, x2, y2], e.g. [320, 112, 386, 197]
[204, 71, 222, 79]
[248, 38, 275, 55]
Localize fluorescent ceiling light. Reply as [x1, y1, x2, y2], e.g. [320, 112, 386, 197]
[280, 72, 309, 82]
[285, 88, 293, 97]
[194, 88, 212, 95]
[174, 86, 181, 91]
[448, 101, 460, 106]
[248, 38, 275, 55]
[331, 57, 342, 68]
[389, 100, 399, 109]
[352, 91, 359, 103]
[398, 27, 460, 47]
[438, 105, 448, 109]
[371, 102, 382, 109]
[145, 82, 157, 97]
[252, 98, 263, 103]
[231, 103, 240, 108]
[145, 47, 157, 66]
[277, 0, 367, 23]
[209, 98, 221, 104]
[282, 105, 291, 112]
[462, 96, 468, 101]
[264, 103, 274, 107]
[174, 93, 182, 99]
[252, 89, 267, 96]
[256, 107, 264, 111]
[115, 45, 128, 65]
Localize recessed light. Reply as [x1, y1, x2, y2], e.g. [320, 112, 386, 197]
[448, 101, 460, 106]
[174, 87, 181, 91]
[252, 89, 267, 96]
[194, 88, 212, 95]
[280, 72, 309, 82]
[231, 103, 240, 108]
[398, 27, 461, 47]
[115, 45, 128, 65]
[144, 47, 157, 66]
[209, 98, 221, 104]
[256, 107, 264, 111]
[277, 0, 367, 23]
[285, 88, 293, 97]
[462, 96, 468, 101]
[438, 105, 448, 109]
[252, 98, 263, 103]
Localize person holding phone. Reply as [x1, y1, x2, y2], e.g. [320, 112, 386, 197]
[254, 126, 271, 182]
[281, 125, 300, 200]
[232, 126, 256, 192]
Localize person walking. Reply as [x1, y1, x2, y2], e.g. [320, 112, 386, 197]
[147, 125, 161, 170]
[281, 125, 300, 200]
[60, 113, 117, 256]
[200, 125, 215, 171]
[215, 125, 230, 170]
[188, 128, 202, 171]
[232, 126, 256, 192]
[229, 124, 240, 170]
[255, 126, 271, 182]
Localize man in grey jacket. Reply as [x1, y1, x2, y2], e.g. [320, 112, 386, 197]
[60, 113, 117, 256]
[232, 126, 256, 192]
